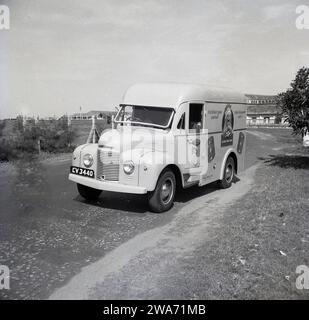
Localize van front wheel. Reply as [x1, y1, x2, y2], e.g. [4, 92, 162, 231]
[77, 183, 102, 201]
[148, 170, 176, 213]
[219, 156, 235, 189]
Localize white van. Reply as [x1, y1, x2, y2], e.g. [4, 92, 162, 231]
[69, 83, 246, 212]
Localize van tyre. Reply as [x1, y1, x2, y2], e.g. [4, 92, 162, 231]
[219, 156, 235, 189]
[77, 183, 102, 201]
[148, 169, 176, 213]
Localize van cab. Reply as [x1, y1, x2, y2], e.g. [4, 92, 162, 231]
[69, 83, 247, 212]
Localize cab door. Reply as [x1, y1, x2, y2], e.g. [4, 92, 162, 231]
[185, 103, 208, 185]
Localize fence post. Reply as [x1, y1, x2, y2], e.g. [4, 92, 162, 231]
[37, 138, 41, 154]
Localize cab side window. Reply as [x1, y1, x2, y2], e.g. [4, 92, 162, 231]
[189, 104, 203, 130]
[177, 113, 186, 130]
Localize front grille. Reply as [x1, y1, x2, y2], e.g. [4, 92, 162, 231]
[97, 149, 120, 181]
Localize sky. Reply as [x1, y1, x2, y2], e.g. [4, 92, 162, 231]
[0, 0, 308, 118]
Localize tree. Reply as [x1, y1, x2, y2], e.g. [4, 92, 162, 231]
[278, 67, 309, 137]
[274, 112, 282, 125]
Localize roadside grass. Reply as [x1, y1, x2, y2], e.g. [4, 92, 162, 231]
[0, 118, 111, 162]
[217, 157, 309, 299]
[0, 118, 76, 161]
[163, 160, 309, 299]
[170, 132, 309, 299]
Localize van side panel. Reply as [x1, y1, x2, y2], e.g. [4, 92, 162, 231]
[203, 102, 246, 184]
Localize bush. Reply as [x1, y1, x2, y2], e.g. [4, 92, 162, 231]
[0, 116, 76, 161]
[0, 120, 5, 137]
[0, 138, 19, 161]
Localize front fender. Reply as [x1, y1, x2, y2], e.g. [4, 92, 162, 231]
[118, 148, 147, 186]
[139, 151, 175, 192]
[72, 143, 98, 168]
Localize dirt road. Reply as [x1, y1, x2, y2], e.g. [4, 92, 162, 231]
[50, 164, 258, 299]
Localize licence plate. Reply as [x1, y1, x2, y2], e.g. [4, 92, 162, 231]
[70, 166, 94, 178]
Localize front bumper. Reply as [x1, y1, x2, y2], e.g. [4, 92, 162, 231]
[69, 174, 147, 194]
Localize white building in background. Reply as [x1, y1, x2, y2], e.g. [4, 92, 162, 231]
[245, 94, 284, 126]
[71, 110, 115, 120]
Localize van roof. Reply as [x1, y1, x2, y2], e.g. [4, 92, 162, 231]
[122, 83, 246, 109]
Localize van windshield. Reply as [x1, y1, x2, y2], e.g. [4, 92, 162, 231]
[115, 105, 174, 129]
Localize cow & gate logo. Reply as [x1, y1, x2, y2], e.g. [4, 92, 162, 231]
[221, 104, 234, 147]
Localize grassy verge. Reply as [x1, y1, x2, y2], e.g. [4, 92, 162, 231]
[223, 155, 309, 298]
[178, 144, 309, 299]
[0, 118, 112, 162]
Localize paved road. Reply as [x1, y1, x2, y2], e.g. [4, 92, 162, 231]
[0, 128, 293, 299]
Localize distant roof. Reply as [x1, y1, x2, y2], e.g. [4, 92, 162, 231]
[247, 104, 281, 115]
[123, 83, 246, 108]
[72, 110, 115, 117]
[245, 94, 278, 100]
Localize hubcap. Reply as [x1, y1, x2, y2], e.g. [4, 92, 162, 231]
[160, 178, 174, 205]
[225, 163, 233, 183]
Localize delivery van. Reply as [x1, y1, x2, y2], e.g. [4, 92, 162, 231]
[69, 83, 247, 212]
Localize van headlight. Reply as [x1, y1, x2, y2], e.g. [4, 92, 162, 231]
[123, 161, 135, 175]
[83, 153, 93, 168]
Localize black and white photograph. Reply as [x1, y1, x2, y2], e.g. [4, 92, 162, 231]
[0, 0, 309, 310]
